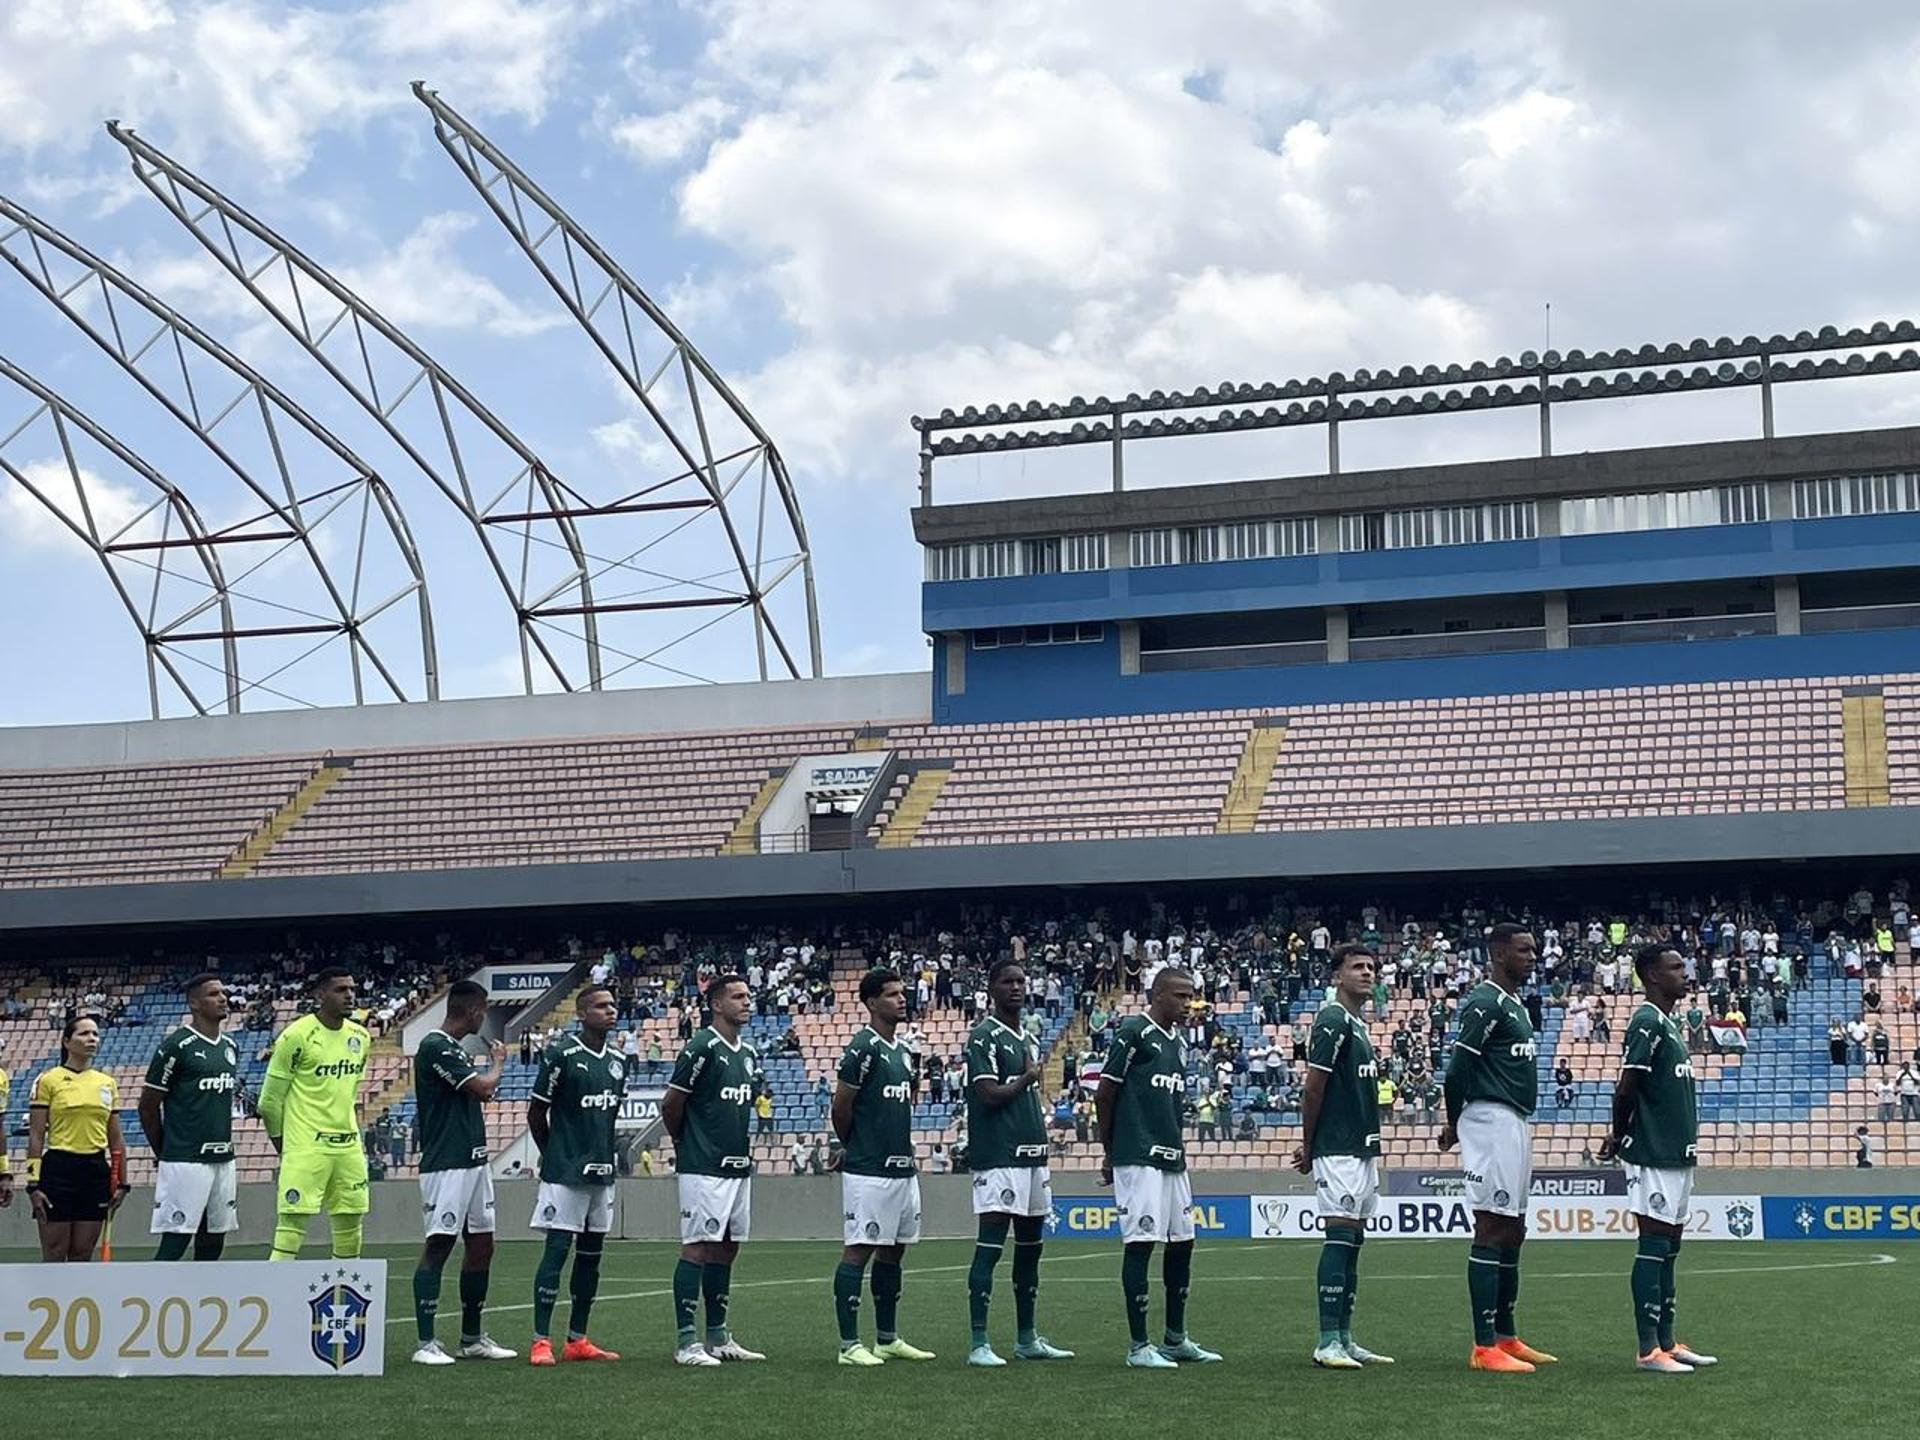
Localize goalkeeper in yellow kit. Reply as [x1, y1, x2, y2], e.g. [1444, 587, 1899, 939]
[259, 969, 372, 1260]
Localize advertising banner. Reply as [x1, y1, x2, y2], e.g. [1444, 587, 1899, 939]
[1762, 1196, 1920, 1239]
[1050, 1195, 1249, 1239]
[1385, 1168, 1629, 1198]
[0, 1260, 387, 1377]
[1249, 1194, 1764, 1241]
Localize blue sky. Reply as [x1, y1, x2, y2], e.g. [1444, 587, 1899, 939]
[5, 1, 1920, 725]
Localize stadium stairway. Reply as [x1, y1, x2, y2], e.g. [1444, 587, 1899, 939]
[876, 767, 950, 849]
[721, 773, 785, 856]
[1843, 688, 1892, 807]
[1214, 718, 1285, 835]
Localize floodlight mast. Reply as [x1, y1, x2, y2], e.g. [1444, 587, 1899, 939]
[0, 197, 438, 707]
[109, 122, 602, 696]
[413, 82, 824, 681]
[0, 357, 240, 716]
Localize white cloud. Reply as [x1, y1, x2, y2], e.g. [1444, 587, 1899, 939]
[334, 212, 564, 337]
[0, 459, 147, 551]
[610, 96, 735, 166]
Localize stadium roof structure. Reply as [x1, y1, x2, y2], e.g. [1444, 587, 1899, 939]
[911, 318, 1920, 502]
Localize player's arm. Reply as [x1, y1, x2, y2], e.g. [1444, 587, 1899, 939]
[527, 1045, 557, 1151]
[257, 1025, 298, 1153]
[829, 1042, 864, 1145]
[25, 1088, 49, 1220]
[969, 1036, 1036, 1107]
[106, 1108, 129, 1213]
[661, 1042, 702, 1142]
[1093, 1024, 1134, 1184]
[1600, 1014, 1656, 1161]
[1440, 999, 1493, 1146]
[1294, 1017, 1342, 1172]
[139, 1040, 174, 1159]
[430, 1035, 500, 1106]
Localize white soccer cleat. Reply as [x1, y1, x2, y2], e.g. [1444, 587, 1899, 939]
[1636, 1349, 1693, 1374]
[1343, 1341, 1395, 1365]
[1668, 1343, 1717, 1367]
[1158, 1337, 1222, 1363]
[457, 1334, 517, 1360]
[967, 1344, 1007, 1367]
[1014, 1337, 1075, 1360]
[706, 1337, 766, 1362]
[1127, 1343, 1179, 1369]
[675, 1342, 723, 1366]
[411, 1340, 456, 1366]
[1312, 1343, 1362, 1369]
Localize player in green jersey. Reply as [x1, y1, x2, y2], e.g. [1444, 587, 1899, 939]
[1601, 944, 1717, 1374]
[963, 958, 1073, 1367]
[1096, 966, 1222, 1369]
[664, 974, 767, 1366]
[527, 985, 625, 1366]
[139, 973, 240, 1260]
[1441, 922, 1555, 1373]
[259, 968, 372, 1261]
[409, 980, 515, 1366]
[1293, 944, 1392, 1369]
[831, 968, 935, 1367]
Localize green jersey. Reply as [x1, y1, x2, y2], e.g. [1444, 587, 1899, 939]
[263, 1015, 371, 1145]
[964, 1016, 1048, 1170]
[1306, 1003, 1380, 1160]
[531, 1034, 625, 1185]
[142, 1025, 239, 1163]
[668, 1027, 760, 1177]
[1445, 981, 1538, 1119]
[414, 1030, 488, 1173]
[1102, 1015, 1186, 1172]
[1619, 1002, 1698, 1168]
[835, 1026, 916, 1177]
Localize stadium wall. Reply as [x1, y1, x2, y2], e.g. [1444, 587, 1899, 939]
[4, 807, 1917, 932]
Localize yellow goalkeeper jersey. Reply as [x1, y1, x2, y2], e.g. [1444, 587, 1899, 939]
[263, 1015, 371, 1143]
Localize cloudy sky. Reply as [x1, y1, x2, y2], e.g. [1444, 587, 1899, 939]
[4, 0, 1920, 726]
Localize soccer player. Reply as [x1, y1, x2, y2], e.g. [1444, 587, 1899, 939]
[139, 973, 241, 1261]
[259, 968, 372, 1260]
[526, 985, 624, 1366]
[410, 979, 515, 1365]
[1600, 944, 1717, 1374]
[1095, 967, 1221, 1369]
[1292, 943, 1392, 1368]
[663, 974, 766, 1365]
[964, 958, 1073, 1366]
[830, 968, 935, 1366]
[26, 1015, 130, 1261]
[1440, 922, 1555, 1373]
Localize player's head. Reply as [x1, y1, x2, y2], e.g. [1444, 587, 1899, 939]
[1487, 923, 1536, 985]
[1633, 943, 1686, 1003]
[61, 1012, 101, 1066]
[1147, 966, 1196, 1025]
[1331, 943, 1376, 1004]
[310, 966, 356, 1020]
[987, 957, 1025, 1018]
[859, 967, 906, 1024]
[184, 972, 228, 1023]
[705, 974, 753, 1029]
[445, 979, 488, 1038]
[576, 985, 618, 1038]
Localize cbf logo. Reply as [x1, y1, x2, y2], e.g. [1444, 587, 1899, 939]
[308, 1271, 373, 1370]
[1794, 1202, 1817, 1235]
[1725, 1201, 1756, 1239]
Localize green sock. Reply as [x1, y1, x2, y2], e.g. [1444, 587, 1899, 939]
[1494, 1247, 1521, 1339]
[1632, 1236, 1669, 1352]
[1659, 1238, 1680, 1351]
[154, 1233, 192, 1262]
[1315, 1238, 1352, 1345]
[1162, 1241, 1193, 1344]
[413, 1260, 445, 1344]
[533, 1230, 571, 1339]
[702, 1262, 732, 1344]
[1341, 1233, 1363, 1345]
[268, 1215, 307, 1261]
[1122, 1245, 1152, 1347]
[567, 1231, 604, 1340]
[458, 1267, 488, 1343]
[673, 1258, 703, 1346]
[833, 1261, 864, 1347]
[968, 1217, 1010, 1348]
[1011, 1215, 1044, 1345]
[871, 1262, 902, 1344]
[1468, 1245, 1502, 1346]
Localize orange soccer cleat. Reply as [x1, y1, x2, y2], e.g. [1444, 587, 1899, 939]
[1496, 1337, 1558, 1365]
[562, 1336, 621, 1362]
[1469, 1344, 1535, 1373]
[529, 1338, 556, 1367]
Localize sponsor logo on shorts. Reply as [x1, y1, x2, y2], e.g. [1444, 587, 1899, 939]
[1650, 1192, 1667, 1213]
[1138, 1213, 1155, 1233]
[865, 1221, 881, 1240]
[1341, 1193, 1355, 1207]
[543, 1204, 558, 1221]
[1493, 1189, 1510, 1208]
[171, 1209, 186, 1225]
[1000, 1188, 1016, 1206]
[442, 1211, 457, 1227]
[705, 1217, 720, 1234]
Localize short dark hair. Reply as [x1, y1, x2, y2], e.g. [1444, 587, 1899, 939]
[1487, 922, 1531, 952]
[447, 979, 488, 1014]
[184, 972, 222, 998]
[311, 966, 353, 990]
[1149, 965, 1193, 996]
[987, 957, 1025, 984]
[859, 968, 901, 1003]
[575, 985, 614, 1012]
[706, 974, 749, 1002]
[1331, 943, 1375, 971]
[1633, 943, 1677, 982]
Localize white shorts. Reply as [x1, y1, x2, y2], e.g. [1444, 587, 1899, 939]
[1311, 1154, 1380, 1223]
[150, 1160, 239, 1235]
[842, 1173, 923, 1247]
[420, 1166, 496, 1237]
[530, 1181, 615, 1235]
[1458, 1100, 1532, 1217]
[1623, 1164, 1695, 1224]
[970, 1166, 1052, 1218]
[1113, 1165, 1195, 1243]
[679, 1174, 752, 1243]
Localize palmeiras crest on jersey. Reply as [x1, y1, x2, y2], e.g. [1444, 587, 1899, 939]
[309, 1274, 373, 1370]
[1725, 1201, 1756, 1239]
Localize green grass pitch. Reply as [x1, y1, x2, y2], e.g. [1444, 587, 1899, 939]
[1, 1238, 1909, 1437]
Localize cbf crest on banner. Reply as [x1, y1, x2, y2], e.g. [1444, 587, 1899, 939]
[308, 1269, 375, 1370]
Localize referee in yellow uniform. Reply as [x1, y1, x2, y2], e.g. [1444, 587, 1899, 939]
[27, 1015, 130, 1261]
[0, 1037, 15, 1209]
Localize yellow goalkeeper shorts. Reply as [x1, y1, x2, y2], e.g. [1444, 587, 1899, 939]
[275, 1135, 370, 1216]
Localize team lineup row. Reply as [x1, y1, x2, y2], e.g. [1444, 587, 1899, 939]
[5, 930, 1717, 1373]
